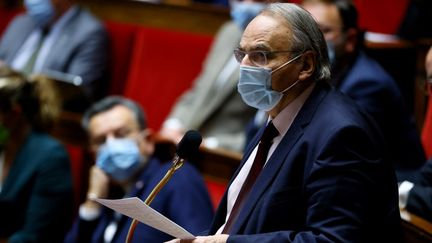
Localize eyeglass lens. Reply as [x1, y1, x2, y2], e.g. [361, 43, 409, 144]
[234, 50, 267, 66]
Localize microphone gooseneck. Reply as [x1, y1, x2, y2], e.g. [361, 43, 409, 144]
[125, 130, 202, 243]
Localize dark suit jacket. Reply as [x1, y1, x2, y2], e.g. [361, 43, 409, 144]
[337, 51, 425, 181]
[209, 81, 402, 243]
[0, 6, 109, 99]
[405, 159, 432, 222]
[0, 131, 74, 243]
[65, 158, 214, 243]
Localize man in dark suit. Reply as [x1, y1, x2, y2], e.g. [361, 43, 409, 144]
[167, 3, 401, 243]
[64, 96, 214, 243]
[302, 0, 425, 182]
[398, 46, 432, 222]
[0, 0, 108, 99]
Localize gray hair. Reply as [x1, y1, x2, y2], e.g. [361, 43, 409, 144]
[81, 96, 147, 131]
[262, 3, 331, 81]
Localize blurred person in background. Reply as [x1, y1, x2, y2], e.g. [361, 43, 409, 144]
[0, 0, 108, 100]
[398, 46, 432, 222]
[301, 0, 426, 181]
[0, 66, 73, 243]
[158, 0, 273, 153]
[64, 96, 214, 243]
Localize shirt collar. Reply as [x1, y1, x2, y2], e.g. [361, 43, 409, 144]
[271, 82, 316, 137]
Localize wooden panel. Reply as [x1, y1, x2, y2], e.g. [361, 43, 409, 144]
[77, 0, 230, 35]
[401, 209, 432, 242]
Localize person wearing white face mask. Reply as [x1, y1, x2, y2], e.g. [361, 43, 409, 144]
[0, 0, 108, 100]
[64, 96, 214, 243]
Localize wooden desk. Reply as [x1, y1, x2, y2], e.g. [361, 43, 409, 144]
[401, 209, 432, 242]
[77, 0, 230, 35]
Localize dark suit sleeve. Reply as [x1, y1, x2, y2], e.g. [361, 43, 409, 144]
[228, 126, 400, 243]
[405, 160, 432, 222]
[406, 186, 432, 222]
[64, 216, 102, 243]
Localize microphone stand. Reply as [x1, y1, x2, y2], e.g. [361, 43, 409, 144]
[125, 156, 185, 243]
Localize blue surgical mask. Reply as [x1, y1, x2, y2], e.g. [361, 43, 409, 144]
[237, 54, 302, 111]
[96, 138, 145, 181]
[24, 0, 55, 27]
[230, 1, 265, 30]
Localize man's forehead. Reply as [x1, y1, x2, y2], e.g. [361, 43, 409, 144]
[240, 14, 290, 49]
[89, 105, 137, 132]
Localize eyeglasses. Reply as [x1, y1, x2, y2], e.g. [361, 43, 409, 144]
[233, 49, 294, 66]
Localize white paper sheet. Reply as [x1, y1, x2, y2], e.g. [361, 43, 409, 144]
[94, 197, 195, 240]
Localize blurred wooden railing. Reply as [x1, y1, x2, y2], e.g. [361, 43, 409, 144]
[401, 209, 432, 242]
[77, 0, 230, 36]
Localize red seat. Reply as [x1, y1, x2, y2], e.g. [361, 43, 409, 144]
[0, 7, 22, 36]
[123, 27, 213, 130]
[104, 21, 139, 95]
[353, 0, 410, 34]
[205, 179, 227, 209]
[66, 145, 87, 216]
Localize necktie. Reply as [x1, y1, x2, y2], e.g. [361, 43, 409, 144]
[222, 121, 278, 233]
[22, 28, 49, 75]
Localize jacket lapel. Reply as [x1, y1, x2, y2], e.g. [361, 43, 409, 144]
[42, 8, 81, 70]
[5, 16, 36, 63]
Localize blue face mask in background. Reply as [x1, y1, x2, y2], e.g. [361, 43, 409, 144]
[237, 54, 302, 111]
[25, 0, 55, 27]
[230, 1, 265, 30]
[96, 137, 145, 182]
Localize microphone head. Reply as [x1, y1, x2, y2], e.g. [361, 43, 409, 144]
[176, 130, 202, 160]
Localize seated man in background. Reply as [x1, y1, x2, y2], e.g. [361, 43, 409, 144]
[64, 96, 214, 243]
[302, 0, 425, 181]
[0, 66, 73, 243]
[0, 0, 108, 100]
[168, 3, 401, 242]
[398, 46, 432, 222]
[158, 0, 264, 153]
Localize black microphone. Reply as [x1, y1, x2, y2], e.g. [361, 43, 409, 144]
[172, 130, 202, 168]
[125, 130, 202, 243]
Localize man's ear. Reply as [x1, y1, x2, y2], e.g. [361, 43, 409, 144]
[298, 50, 316, 81]
[140, 128, 155, 155]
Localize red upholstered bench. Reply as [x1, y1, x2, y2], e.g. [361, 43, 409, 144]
[205, 179, 227, 209]
[122, 26, 213, 130]
[104, 21, 139, 95]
